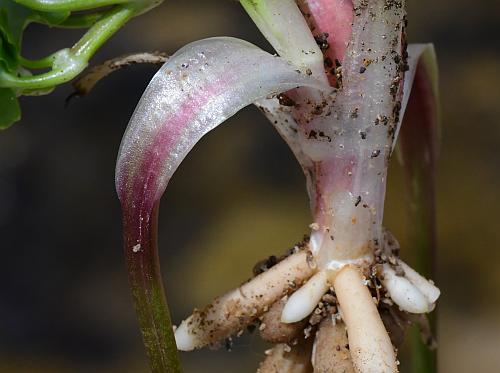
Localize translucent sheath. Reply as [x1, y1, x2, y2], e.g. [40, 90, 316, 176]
[115, 37, 329, 370]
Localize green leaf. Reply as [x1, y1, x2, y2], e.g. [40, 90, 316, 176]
[0, 0, 69, 72]
[0, 87, 21, 129]
[0, 3, 25, 72]
[396, 44, 440, 373]
[0, 1, 69, 128]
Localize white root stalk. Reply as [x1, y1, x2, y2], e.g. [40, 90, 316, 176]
[281, 270, 330, 323]
[334, 265, 397, 373]
[312, 317, 355, 373]
[175, 249, 316, 351]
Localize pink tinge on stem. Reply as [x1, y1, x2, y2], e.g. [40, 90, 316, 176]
[257, 0, 354, 157]
[295, 0, 407, 263]
[258, 4, 410, 257]
[311, 155, 357, 224]
[298, 0, 353, 82]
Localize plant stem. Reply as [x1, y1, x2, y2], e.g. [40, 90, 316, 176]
[19, 54, 56, 69]
[240, 0, 328, 83]
[0, 56, 85, 89]
[122, 201, 182, 373]
[71, 5, 134, 60]
[0, 6, 133, 90]
[399, 57, 440, 373]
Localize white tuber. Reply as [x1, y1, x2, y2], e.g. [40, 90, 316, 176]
[398, 260, 440, 304]
[281, 270, 330, 323]
[381, 264, 430, 314]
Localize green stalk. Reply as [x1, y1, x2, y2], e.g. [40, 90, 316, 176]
[19, 54, 56, 69]
[405, 149, 438, 373]
[398, 50, 440, 373]
[71, 5, 134, 60]
[0, 5, 133, 90]
[122, 201, 182, 373]
[240, 0, 327, 83]
[0, 56, 86, 89]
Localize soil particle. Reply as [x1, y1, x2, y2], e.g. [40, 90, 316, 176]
[225, 337, 233, 351]
[324, 57, 333, 68]
[277, 93, 296, 107]
[374, 114, 389, 125]
[314, 33, 330, 51]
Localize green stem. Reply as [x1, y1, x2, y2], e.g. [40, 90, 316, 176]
[406, 160, 437, 372]
[240, 0, 327, 83]
[70, 5, 134, 60]
[19, 54, 56, 69]
[0, 58, 84, 89]
[0, 6, 134, 90]
[399, 57, 440, 373]
[122, 201, 182, 372]
[13, 0, 131, 12]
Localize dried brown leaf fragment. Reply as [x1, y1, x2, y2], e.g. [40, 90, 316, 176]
[73, 52, 168, 96]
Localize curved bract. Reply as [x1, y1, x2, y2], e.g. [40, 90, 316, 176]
[115, 36, 330, 371]
[116, 37, 330, 217]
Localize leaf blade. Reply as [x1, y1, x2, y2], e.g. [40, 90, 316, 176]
[396, 43, 440, 373]
[0, 87, 21, 129]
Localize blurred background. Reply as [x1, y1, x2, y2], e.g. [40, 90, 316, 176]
[0, 0, 499, 371]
